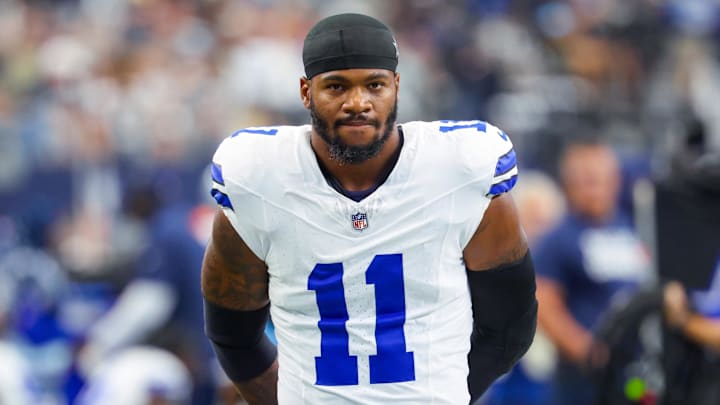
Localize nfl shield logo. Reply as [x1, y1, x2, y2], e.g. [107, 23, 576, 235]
[351, 212, 368, 231]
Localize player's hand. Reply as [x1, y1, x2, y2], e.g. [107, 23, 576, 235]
[663, 281, 690, 329]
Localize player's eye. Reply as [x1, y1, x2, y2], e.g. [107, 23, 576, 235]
[368, 82, 385, 90]
[326, 83, 344, 91]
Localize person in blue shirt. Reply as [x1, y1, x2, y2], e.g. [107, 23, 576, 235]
[534, 139, 652, 405]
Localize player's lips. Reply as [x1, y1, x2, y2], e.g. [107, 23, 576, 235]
[339, 121, 372, 126]
[336, 118, 379, 128]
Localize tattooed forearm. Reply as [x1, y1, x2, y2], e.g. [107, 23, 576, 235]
[201, 210, 269, 310]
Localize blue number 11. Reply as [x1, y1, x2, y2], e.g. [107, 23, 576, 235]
[308, 254, 415, 386]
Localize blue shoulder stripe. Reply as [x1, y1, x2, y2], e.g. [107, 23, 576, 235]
[494, 148, 517, 177]
[211, 189, 234, 210]
[211, 162, 224, 186]
[488, 175, 518, 196]
[231, 127, 279, 137]
[438, 120, 487, 133]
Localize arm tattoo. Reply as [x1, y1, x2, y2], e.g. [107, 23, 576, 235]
[488, 238, 528, 269]
[202, 212, 269, 310]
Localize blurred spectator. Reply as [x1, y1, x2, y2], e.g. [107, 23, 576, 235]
[534, 139, 653, 405]
[75, 346, 192, 405]
[512, 171, 566, 244]
[663, 265, 720, 404]
[78, 172, 217, 405]
[665, 275, 720, 352]
[658, 149, 720, 404]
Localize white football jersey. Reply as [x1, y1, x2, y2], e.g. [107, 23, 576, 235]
[211, 120, 518, 404]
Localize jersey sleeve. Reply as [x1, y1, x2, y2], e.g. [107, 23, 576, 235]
[484, 123, 518, 198]
[210, 158, 233, 211]
[209, 136, 270, 261]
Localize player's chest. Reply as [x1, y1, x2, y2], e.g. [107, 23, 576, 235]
[266, 183, 455, 250]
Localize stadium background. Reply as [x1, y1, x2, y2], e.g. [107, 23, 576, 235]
[0, 0, 719, 404]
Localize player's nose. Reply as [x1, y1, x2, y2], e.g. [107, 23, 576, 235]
[342, 87, 372, 114]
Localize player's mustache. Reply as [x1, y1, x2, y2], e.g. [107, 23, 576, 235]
[335, 115, 380, 128]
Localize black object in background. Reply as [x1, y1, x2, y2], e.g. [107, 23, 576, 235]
[655, 170, 720, 290]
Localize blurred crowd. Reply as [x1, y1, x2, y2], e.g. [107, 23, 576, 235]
[1, 0, 719, 404]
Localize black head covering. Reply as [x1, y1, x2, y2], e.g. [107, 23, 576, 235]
[302, 13, 398, 79]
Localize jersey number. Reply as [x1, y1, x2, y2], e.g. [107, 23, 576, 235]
[308, 254, 415, 386]
[439, 120, 508, 141]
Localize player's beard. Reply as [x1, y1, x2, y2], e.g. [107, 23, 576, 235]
[310, 97, 398, 165]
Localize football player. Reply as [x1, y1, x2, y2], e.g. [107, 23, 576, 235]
[202, 13, 537, 405]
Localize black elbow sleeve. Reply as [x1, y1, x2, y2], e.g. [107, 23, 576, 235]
[204, 299, 277, 382]
[466, 251, 538, 402]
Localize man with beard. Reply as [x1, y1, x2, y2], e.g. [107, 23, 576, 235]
[201, 13, 537, 405]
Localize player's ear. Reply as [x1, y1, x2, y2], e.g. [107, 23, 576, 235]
[394, 72, 400, 91]
[300, 77, 311, 109]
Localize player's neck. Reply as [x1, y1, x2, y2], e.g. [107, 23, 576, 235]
[312, 126, 402, 192]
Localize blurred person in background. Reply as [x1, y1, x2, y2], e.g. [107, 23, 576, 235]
[656, 138, 720, 404]
[483, 171, 565, 405]
[78, 170, 217, 405]
[75, 345, 193, 405]
[664, 272, 720, 404]
[535, 139, 652, 405]
[512, 171, 566, 245]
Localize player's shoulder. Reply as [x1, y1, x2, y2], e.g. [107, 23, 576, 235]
[402, 119, 501, 134]
[402, 119, 517, 196]
[215, 125, 306, 158]
[212, 124, 307, 178]
[402, 119, 513, 159]
[403, 119, 511, 147]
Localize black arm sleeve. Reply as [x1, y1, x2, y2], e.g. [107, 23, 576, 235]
[466, 251, 538, 403]
[204, 299, 277, 382]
